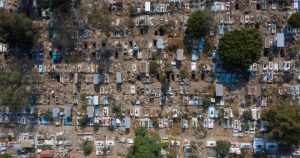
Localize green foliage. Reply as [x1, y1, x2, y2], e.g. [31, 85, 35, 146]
[78, 116, 88, 127]
[202, 97, 210, 108]
[152, 118, 159, 129]
[167, 146, 178, 158]
[43, 109, 53, 122]
[88, 2, 111, 37]
[187, 11, 210, 37]
[135, 127, 147, 137]
[218, 29, 262, 71]
[216, 140, 231, 158]
[241, 123, 249, 131]
[0, 10, 39, 52]
[127, 127, 161, 158]
[164, 66, 173, 75]
[288, 12, 300, 29]
[180, 66, 189, 79]
[108, 125, 115, 131]
[93, 122, 100, 132]
[149, 61, 160, 75]
[82, 140, 93, 155]
[282, 71, 294, 83]
[112, 105, 123, 119]
[263, 104, 300, 148]
[278, 0, 292, 6]
[242, 111, 252, 121]
[40, 0, 71, 12]
[0, 153, 11, 158]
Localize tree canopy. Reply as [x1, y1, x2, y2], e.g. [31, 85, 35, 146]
[288, 12, 300, 29]
[127, 127, 161, 158]
[0, 153, 11, 158]
[0, 10, 39, 52]
[218, 29, 262, 71]
[216, 140, 231, 158]
[82, 140, 93, 155]
[242, 110, 252, 121]
[0, 72, 30, 107]
[263, 104, 300, 149]
[187, 11, 210, 37]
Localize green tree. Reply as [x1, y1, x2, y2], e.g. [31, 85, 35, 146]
[149, 61, 160, 75]
[93, 122, 100, 132]
[263, 104, 300, 149]
[187, 11, 210, 37]
[242, 110, 252, 121]
[108, 125, 115, 131]
[82, 140, 93, 155]
[218, 29, 262, 71]
[0, 72, 31, 108]
[0, 10, 39, 52]
[216, 140, 231, 158]
[0, 153, 11, 158]
[164, 66, 173, 75]
[112, 105, 122, 119]
[78, 116, 88, 127]
[180, 66, 189, 79]
[134, 126, 148, 137]
[127, 127, 161, 158]
[288, 12, 300, 29]
[88, 1, 112, 39]
[42, 109, 53, 122]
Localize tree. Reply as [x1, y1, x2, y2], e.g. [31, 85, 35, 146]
[216, 140, 231, 158]
[218, 29, 262, 71]
[127, 127, 161, 158]
[263, 104, 300, 149]
[0, 10, 39, 52]
[93, 122, 100, 132]
[187, 11, 210, 37]
[135, 127, 148, 137]
[0, 154, 11, 158]
[164, 66, 173, 75]
[288, 12, 300, 29]
[149, 61, 160, 75]
[180, 66, 189, 79]
[0, 72, 31, 108]
[88, 1, 112, 39]
[108, 125, 115, 131]
[82, 140, 93, 155]
[242, 111, 252, 121]
[112, 105, 123, 119]
[78, 116, 88, 127]
[282, 71, 294, 83]
[42, 109, 53, 122]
